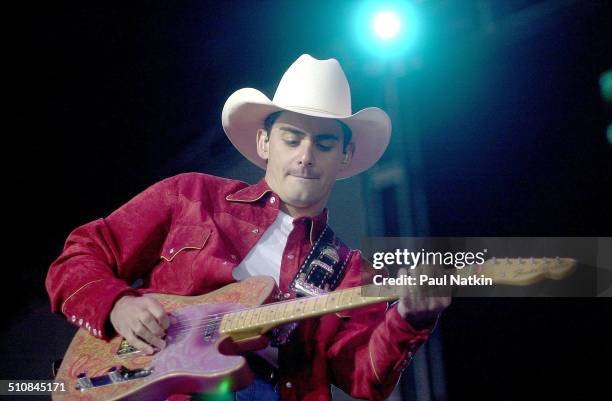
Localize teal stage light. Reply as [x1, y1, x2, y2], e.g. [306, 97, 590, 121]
[373, 11, 401, 40]
[353, 0, 421, 59]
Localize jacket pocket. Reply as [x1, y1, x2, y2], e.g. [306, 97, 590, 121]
[160, 225, 212, 262]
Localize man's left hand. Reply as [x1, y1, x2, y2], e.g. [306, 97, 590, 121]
[396, 267, 452, 329]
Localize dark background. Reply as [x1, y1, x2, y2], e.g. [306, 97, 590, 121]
[4, 1, 611, 400]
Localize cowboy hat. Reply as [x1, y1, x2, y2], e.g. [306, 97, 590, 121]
[221, 54, 391, 179]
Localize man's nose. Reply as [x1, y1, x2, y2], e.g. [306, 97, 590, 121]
[297, 141, 315, 166]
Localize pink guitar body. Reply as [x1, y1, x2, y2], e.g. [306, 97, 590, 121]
[53, 276, 277, 401]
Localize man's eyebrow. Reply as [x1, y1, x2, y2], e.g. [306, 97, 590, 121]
[315, 133, 340, 141]
[278, 126, 339, 141]
[279, 127, 306, 136]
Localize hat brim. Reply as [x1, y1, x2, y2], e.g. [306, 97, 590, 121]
[221, 88, 391, 179]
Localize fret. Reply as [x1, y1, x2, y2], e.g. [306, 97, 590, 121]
[314, 295, 328, 312]
[220, 314, 228, 330]
[351, 287, 362, 303]
[351, 287, 364, 305]
[327, 292, 340, 311]
[235, 311, 245, 329]
[254, 307, 265, 326]
[240, 309, 253, 327]
[265, 305, 280, 323]
[274, 302, 289, 321]
[293, 299, 306, 317]
[338, 288, 354, 307]
[250, 307, 262, 325]
[302, 298, 316, 314]
[362, 284, 381, 298]
[228, 312, 241, 330]
[283, 301, 297, 319]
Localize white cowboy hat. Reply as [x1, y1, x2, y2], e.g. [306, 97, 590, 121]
[221, 54, 391, 179]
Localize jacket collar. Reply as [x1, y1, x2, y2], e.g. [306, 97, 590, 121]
[225, 178, 272, 203]
[226, 178, 329, 244]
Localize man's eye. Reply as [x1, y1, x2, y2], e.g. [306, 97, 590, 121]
[316, 143, 333, 151]
[284, 140, 299, 146]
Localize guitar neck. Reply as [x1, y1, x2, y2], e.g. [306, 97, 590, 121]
[218, 284, 395, 340]
[218, 257, 576, 341]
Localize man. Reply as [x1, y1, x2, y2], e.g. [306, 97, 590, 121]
[46, 54, 450, 401]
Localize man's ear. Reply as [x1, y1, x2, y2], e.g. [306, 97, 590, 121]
[256, 128, 269, 160]
[339, 142, 355, 170]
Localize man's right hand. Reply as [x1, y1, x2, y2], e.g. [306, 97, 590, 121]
[109, 295, 170, 355]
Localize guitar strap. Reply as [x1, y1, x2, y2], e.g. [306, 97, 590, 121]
[290, 225, 353, 297]
[270, 225, 353, 346]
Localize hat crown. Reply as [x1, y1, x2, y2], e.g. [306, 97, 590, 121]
[272, 54, 352, 117]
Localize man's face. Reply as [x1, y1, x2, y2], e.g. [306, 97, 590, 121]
[256, 111, 353, 214]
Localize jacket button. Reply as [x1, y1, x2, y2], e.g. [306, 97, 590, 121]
[252, 228, 259, 234]
[169, 248, 174, 254]
[285, 382, 292, 388]
[231, 255, 237, 260]
[79, 319, 83, 326]
[270, 197, 276, 204]
[287, 254, 295, 260]
[93, 329, 98, 336]
[283, 293, 291, 299]
[71, 315, 76, 322]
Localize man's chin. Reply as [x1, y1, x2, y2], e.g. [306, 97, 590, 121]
[282, 192, 322, 208]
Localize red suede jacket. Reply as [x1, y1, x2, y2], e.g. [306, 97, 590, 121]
[46, 173, 433, 401]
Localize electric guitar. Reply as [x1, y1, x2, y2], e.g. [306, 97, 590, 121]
[52, 257, 576, 400]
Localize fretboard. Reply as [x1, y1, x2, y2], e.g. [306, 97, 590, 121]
[218, 257, 575, 341]
[218, 284, 396, 340]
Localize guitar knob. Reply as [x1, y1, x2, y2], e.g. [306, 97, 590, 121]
[76, 372, 93, 390]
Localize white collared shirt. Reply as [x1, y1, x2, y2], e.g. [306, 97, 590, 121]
[232, 210, 294, 286]
[231, 209, 294, 368]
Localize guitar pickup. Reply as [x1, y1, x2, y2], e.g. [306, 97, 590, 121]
[75, 365, 154, 391]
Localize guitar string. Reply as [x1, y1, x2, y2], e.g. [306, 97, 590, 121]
[166, 298, 393, 337]
[166, 286, 384, 332]
[159, 259, 537, 331]
[127, 261, 556, 341]
[165, 290, 385, 336]
[165, 295, 327, 329]
[152, 260, 548, 331]
[163, 278, 447, 335]
[164, 287, 369, 330]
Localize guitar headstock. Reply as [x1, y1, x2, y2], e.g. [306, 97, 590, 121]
[468, 257, 577, 286]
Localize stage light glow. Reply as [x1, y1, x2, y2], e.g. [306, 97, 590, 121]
[373, 11, 401, 40]
[353, 1, 421, 59]
[218, 377, 231, 393]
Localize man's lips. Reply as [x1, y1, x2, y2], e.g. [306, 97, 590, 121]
[289, 174, 320, 179]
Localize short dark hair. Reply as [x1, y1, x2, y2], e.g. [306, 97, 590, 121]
[263, 111, 353, 153]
